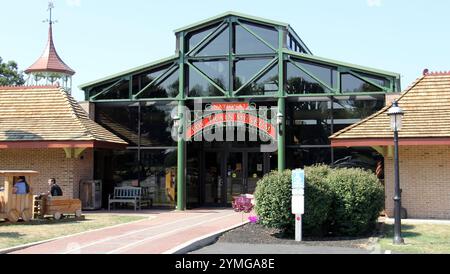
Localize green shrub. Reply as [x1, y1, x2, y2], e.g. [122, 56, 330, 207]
[302, 165, 333, 236]
[254, 166, 385, 237]
[254, 170, 293, 233]
[326, 168, 385, 236]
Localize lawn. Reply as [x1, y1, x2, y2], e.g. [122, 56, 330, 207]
[0, 214, 147, 250]
[379, 223, 450, 254]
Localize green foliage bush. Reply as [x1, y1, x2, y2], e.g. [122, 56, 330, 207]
[326, 168, 385, 236]
[254, 166, 385, 237]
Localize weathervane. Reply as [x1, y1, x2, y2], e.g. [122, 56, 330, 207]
[43, 0, 58, 25]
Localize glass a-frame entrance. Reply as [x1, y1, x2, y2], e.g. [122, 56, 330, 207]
[199, 143, 271, 207]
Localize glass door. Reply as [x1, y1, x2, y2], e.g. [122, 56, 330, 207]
[247, 152, 266, 194]
[204, 152, 225, 205]
[226, 152, 245, 203]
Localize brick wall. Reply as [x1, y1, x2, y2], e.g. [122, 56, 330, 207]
[0, 148, 94, 199]
[385, 145, 450, 219]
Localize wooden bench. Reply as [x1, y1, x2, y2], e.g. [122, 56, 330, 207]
[108, 187, 142, 211]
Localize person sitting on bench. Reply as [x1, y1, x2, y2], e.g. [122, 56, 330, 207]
[48, 178, 63, 197]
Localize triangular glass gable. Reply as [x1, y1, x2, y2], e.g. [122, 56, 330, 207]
[137, 68, 179, 98]
[341, 73, 382, 93]
[235, 24, 274, 55]
[285, 62, 326, 94]
[234, 58, 272, 91]
[195, 27, 229, 57]
[239, 63, 279, 96]
[187, 23, 220, 52]
[188, 66, 226, 97]
[294, 60, 337, 88]
[192, 60, 229, 91]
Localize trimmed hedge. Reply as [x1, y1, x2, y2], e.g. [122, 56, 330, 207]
[254, 166, 384, 237]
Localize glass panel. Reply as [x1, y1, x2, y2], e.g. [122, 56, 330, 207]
[94, 79, 129, 100]
[192, 60, 229, 90]
[286, 148, 332, 169]
[186, 23, 220, 52]
[355, 72, 390, 88]
[137, 69, 179, 98]
[204, 152, 224, 204]
[295, 60, 337, 88]
[196, 27, 229, 57]
[139, 149, 177, 207]
[227, 152, 244, 203]
[285, 62, 326, 94]
[238, 64, 278, 96]
[247, 152, 265, 194]
[234, 58, 272, 90]
[240, 21, 278, 49]
[95, 104, 139, 146]
[188, 66, 225, 97]
[286, 101, 332, 146]
[133, 65, 170, 95]
[332, 147, 382, 175]
[140, 104, 177, 147]
[332, 96, 385, 133]
[341, 73, 382, 93]
[235, 24, 274, 55]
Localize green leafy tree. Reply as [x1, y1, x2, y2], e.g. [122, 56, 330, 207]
[0, 57, 25, 86]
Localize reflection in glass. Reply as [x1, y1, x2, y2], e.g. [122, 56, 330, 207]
[240, 21, 278, 49]
[355, 72, 390, 88]
[196, 27, 229, 56]
[133, 65, 170, 95]
[140, 104, 177, 147]
[93, 79, 130, 100]
[341, 73, 382, 93]
[287, 101, 332, 145]
[187, 23, 220, 52]
[332, 97, 385, 133]
[96, 104, 139, 146]
[332, 147, 381, 174]
[238, 64, 278, 96]
[235, 24, 274, 55]
[234, 58, 272, 91]
[193, 60, 229, 90]
[294, 60, 337, 88]
[286, 148, 332, 170]
[188, 66, 225, 97]
[137, 69, 179, 98]
[285, 62, 325, 94]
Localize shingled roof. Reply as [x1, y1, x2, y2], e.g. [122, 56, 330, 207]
[0, 85, 127, 148]
[331, 72, 450, 147]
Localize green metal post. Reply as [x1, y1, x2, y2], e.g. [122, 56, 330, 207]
[177, 32, 186, 211]
[277, 27, 286, 171]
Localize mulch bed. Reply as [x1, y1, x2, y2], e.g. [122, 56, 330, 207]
[217, 223, 384, 250]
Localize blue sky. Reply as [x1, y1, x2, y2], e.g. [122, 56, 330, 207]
[1, 0, 449, 101]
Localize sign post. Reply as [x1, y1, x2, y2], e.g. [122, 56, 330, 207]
[292, 169, 305, 242]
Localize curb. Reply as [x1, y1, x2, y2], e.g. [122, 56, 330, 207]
[0, 216, 153, 254]
[163, 221, 250, 254]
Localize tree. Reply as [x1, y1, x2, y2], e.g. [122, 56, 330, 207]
[0, 57, 25, 86]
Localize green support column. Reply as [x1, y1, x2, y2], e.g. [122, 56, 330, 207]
[277, 97, 286, 171]
[277, 27, 286, 171]
[177, 32, 186, 211]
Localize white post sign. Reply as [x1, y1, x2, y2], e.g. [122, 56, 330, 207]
[292, 169, 305, 242]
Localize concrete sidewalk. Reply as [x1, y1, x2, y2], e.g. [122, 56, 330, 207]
[190, 242, 372, 254]
[12, 209, 250, 254]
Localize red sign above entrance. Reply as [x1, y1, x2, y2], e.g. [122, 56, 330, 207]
[186, 103, 276, 140]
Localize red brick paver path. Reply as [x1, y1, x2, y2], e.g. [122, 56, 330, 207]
[13, 209, 250, 254]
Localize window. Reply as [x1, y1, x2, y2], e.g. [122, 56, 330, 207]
[133, 65, 172, 95]
[341, 73, 382, 93]
[186, 23, 221, 52]
[136, 69, 179, 99]
[195, 27, 229, 57]
[285, 62, 326, 94]
[294, 60, 337, 88]
[234, 22, 276, 55]
[234, 58, 273, 91]
[91, 79, 130, 100]
[237, 63, 279, 96]
[188, 66, 225, 97]
[192, 60, 229, 91]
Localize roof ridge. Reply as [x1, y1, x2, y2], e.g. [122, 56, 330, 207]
[423, 69, 450, 76]
[0, 84, 60, 90]
[330, 75, 426, 139]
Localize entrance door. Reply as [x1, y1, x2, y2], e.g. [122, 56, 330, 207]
[201, 149, 271, 207]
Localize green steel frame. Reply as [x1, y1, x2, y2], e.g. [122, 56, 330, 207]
[80, 12, 401, 211]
